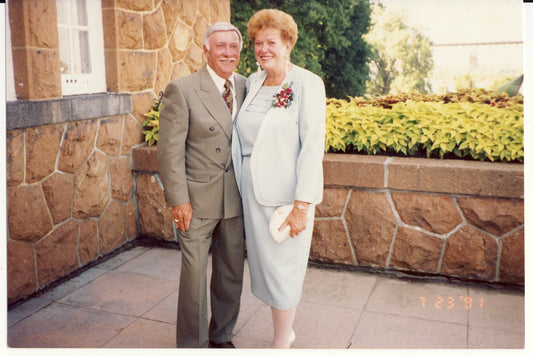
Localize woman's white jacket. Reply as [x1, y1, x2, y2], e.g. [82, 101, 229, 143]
[232, 65, 326, 206]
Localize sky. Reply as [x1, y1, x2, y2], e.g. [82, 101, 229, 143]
[378, 0, 523, 45]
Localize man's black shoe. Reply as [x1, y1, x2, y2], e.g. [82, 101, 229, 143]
[209, 340, 236, 348]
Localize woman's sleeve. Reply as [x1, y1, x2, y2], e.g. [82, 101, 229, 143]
[294, 73, 327, 204]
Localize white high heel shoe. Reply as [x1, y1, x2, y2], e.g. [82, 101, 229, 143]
[288, 329, 295, 347]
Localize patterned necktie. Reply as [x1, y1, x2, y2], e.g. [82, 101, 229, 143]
[222, 80, 233, 115]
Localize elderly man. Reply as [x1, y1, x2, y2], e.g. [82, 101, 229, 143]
[157, 22, 246, 348]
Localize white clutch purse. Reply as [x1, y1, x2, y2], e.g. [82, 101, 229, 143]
[269, 205, 293, 243]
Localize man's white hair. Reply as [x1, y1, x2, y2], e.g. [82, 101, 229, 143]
[203, 22, 243, 50]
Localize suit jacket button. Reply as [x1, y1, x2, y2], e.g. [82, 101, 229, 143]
[216, 148, 221, 153]
[209, 127, 215, 131]
[225, 168, 229, 172]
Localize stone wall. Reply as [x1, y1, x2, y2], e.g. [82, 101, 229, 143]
[132, 146, 524, 286]
[6, 0, 231, 304]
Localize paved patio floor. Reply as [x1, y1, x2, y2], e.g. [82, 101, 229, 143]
[6, 246, 525, 351]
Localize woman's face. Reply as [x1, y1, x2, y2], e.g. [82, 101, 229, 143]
[253, 28, 291, 73]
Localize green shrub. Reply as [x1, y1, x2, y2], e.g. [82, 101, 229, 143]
[142, 95, 162, 146]
[326, 97, 523, 163]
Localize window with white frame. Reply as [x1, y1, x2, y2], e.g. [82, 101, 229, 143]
[56, 0, 106, 95]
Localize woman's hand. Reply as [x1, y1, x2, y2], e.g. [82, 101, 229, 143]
[278, 201, 310, 238]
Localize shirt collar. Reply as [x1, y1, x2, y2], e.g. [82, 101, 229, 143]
[206, 64, 235, 94]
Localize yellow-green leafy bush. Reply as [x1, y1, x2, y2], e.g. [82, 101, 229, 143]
[326, 98, 523, 163]
[142, 95, 162, 146]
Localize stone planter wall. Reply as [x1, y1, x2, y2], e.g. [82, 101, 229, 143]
[132, 145, 524, 286]
[6, 0, 231, 304]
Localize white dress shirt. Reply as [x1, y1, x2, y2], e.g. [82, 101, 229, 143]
[206, 64, 237, 120]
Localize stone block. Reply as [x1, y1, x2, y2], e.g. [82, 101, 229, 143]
[135, 173, 174, 241]
[143, 7, 167, 50]
[457, 197, 524, 236]
[104, 49, 119, 92]
[110, 157, 133, 202]
[117, 51, 157, 92]
[169, 21, 192, 62]
[390, 227, 443, 273]
[102, 8, 117, 49]
[26, 0, 59, 49]
[391, 192, 462, 234]
[6, 129, 25, 186]
[441, 226, 498, 281]
[132, 145, 160, 172]
[184, 42, 205, 73]
[35, 220, 80, 287]
[179, 0, 197, 26]
[97, 116, 123, 156]
[27, 48, 62, 99]
[192, 14, 209, 47]
[25, 124, 63, 183]
[198, 0, 212, 24]
[11, 47, 30, 100]
[311, 219, 354, 265]
[79, 220, 99, 266]
[499, 227, 524, 284]
[116, 0, 153, 11]
[316, 188, 349, 218]
[161, 0, 182, 37]
[41, 172, 74, 224]
[116, 10, 142, 50]
[122, 115, 144, 155]
[127, 200, 138, 241]
[7, 240, 37, 303]
[210, 0, 231, 22]
[58, 120, 98, 173]
[388, 157, 523, 199]
[73, 151, 111, 219]
[323, 154, 386, 188]
[345, 190, 396, 268]
[171, 61, 192, 80]
[131, 91, 156, 124]
[99, 201, 128, 255]
[154, 48, 173, 95]
[8, 185, 53, 243]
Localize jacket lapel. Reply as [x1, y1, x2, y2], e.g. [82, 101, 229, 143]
[196, 67, 233, 139]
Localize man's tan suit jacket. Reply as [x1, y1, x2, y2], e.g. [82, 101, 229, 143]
[158, 66, 246, 219]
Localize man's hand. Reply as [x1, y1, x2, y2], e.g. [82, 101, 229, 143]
[171, 202, 193, 231]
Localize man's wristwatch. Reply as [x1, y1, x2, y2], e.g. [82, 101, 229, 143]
[295, 203, 308, 211]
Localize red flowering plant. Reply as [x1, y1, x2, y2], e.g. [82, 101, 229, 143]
[272, 82, 294, 109]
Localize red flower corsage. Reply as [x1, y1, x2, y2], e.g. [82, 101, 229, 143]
[272, 82, 294, 109]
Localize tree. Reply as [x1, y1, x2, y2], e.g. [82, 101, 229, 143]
[364, 2, 433, 95]
[231, 0, 372, 98]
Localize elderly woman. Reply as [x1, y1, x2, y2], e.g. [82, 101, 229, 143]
[232, 9, 326, 348]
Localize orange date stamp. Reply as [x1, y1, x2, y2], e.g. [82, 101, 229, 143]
[419, 296, 484, 309]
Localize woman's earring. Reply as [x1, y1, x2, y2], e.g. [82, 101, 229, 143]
[256, 62, 261, 72]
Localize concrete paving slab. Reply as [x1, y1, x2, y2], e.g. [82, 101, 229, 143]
[7, 297, 53, 327]
[468, 287, 524, 333]
[38, 267, 109, 301]
[115, 247, 181, 281]
[142, 289, 178, 324]
[95, 246, 150, 270]
[103, 318, 175, 348]
[58, 270, 177, 317]
[8, 302, 135, 348]
[365, 277, 470, 324]
[301, 267, 378, 309]
[468, 326, 524, 348]
[350, 311, 468, 348]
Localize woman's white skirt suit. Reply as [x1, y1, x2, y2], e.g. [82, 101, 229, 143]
[232, 65, 326, 310]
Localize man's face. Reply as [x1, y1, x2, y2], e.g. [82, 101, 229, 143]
[204, 30, 241, 79]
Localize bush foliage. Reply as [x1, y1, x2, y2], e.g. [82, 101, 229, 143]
[326, 92, 524, 163]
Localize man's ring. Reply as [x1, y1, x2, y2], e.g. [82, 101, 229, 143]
[174, 219, 179, 223]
